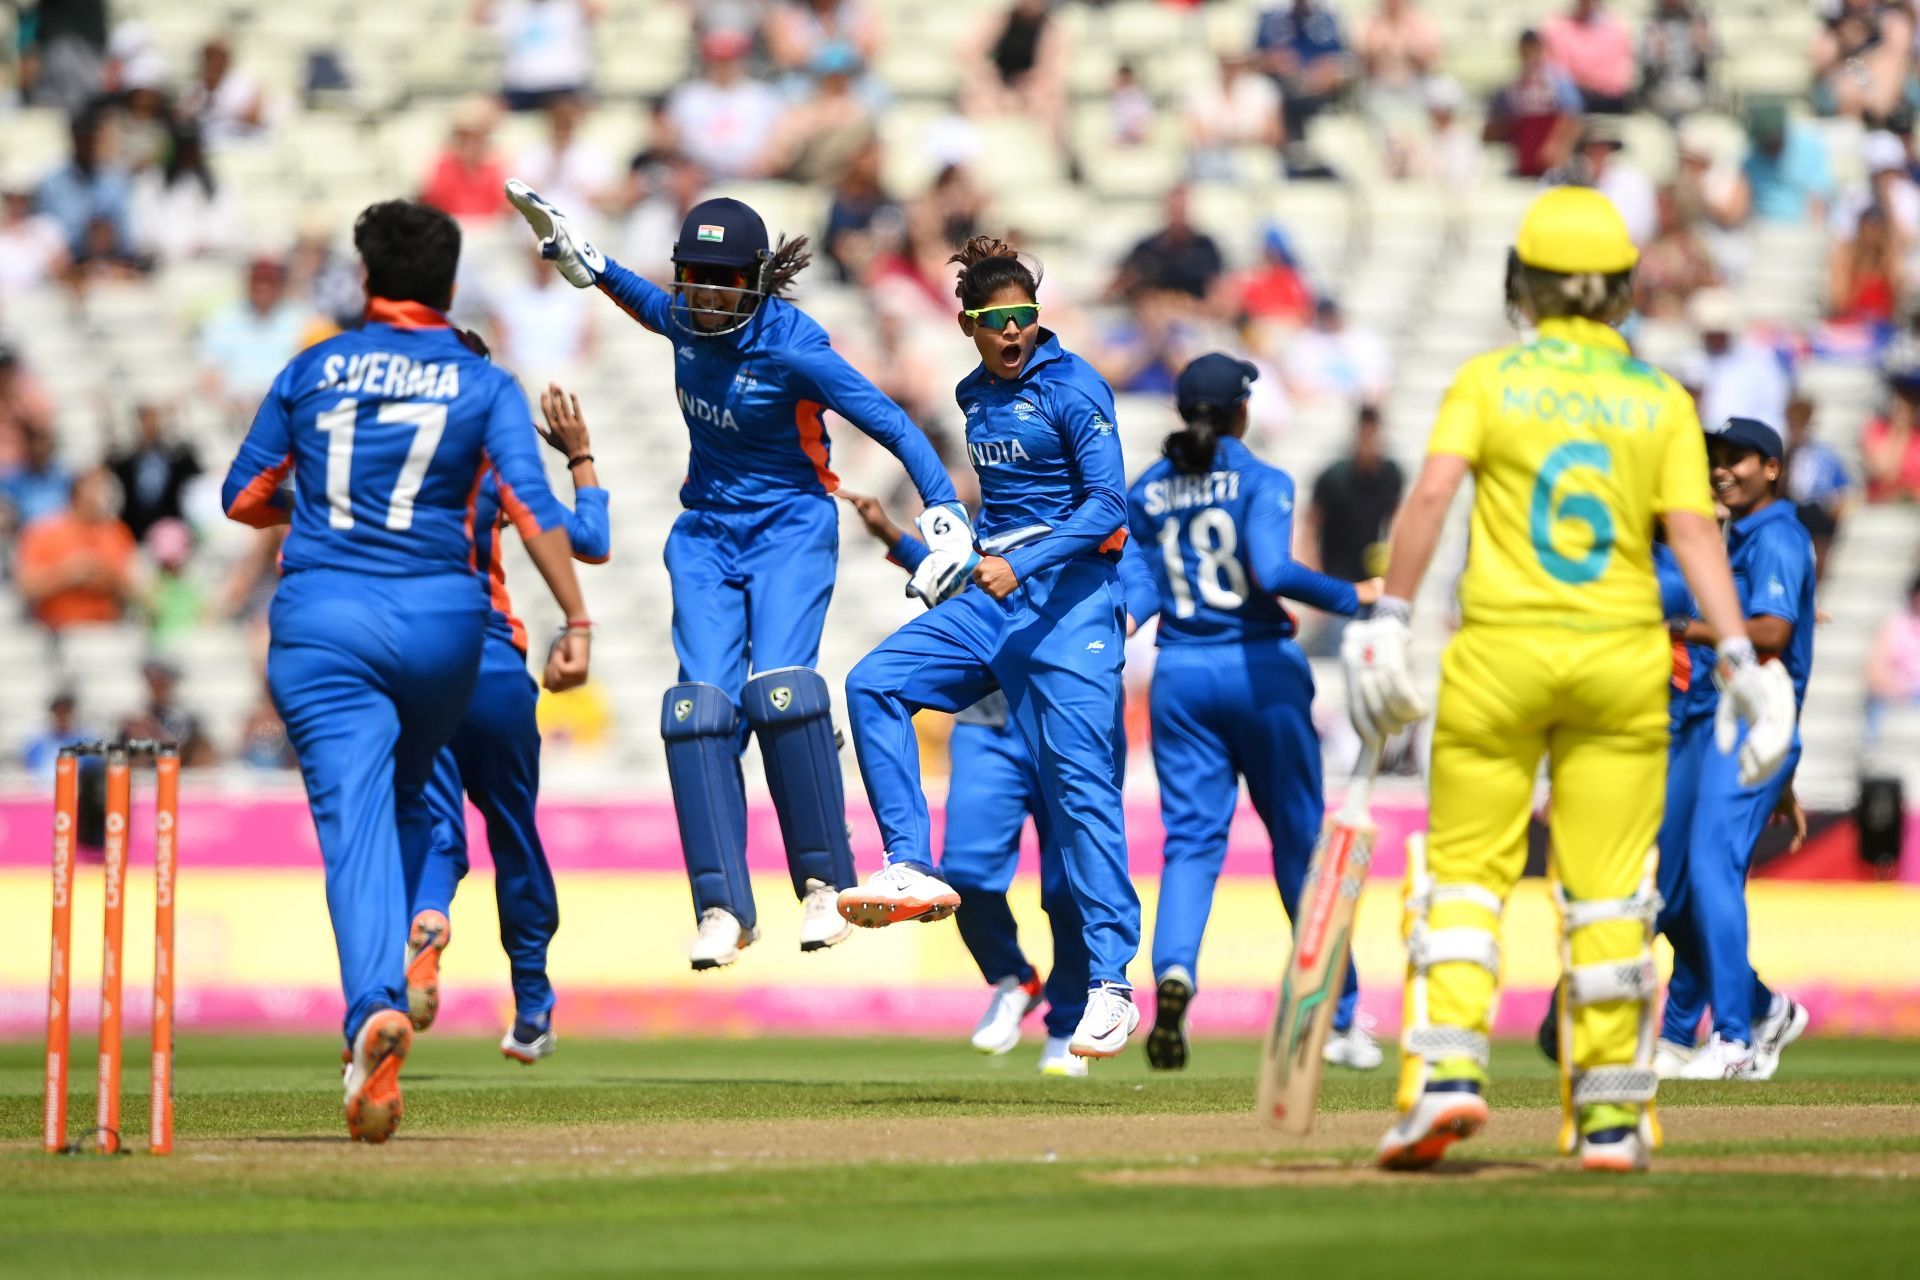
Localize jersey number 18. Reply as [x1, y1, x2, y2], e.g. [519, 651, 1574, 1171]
[1157, 509, 1249, 618]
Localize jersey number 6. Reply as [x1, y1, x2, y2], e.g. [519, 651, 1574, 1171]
[315, 398, 450, 532]
[1530, 441, 1614, 585]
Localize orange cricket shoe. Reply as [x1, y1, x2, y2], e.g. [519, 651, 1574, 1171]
[404, 910, 450, 1031]
[343, 1009, 413, 1143]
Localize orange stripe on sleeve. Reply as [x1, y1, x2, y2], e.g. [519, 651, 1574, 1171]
[488, 526, 529, 653]
[225, 456, 293, 528]
[494, 476, 545, 540]
[794, 398, 839, 493]
[596, 281, 658, 334]
[1097, 527, 1129, 554]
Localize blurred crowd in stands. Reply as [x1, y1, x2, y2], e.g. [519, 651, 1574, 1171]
[8, 0, 1920, 771]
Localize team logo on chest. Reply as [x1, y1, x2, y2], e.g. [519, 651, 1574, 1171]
[1012, 399, 1036, 421]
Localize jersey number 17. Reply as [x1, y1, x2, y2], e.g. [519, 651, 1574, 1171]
[315, 397, 449, 532]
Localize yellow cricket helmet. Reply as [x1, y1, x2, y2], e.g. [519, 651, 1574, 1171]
[1513, 186, 1638, 275]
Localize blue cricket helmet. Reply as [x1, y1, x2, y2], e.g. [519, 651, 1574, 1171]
[672, 197, 769, 269]
[669, 197, 774, 336]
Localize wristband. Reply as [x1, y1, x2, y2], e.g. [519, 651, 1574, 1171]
[567, 453, 594, 469]
[564, 619, 595, 632]
[1372, 595, 1413, 625]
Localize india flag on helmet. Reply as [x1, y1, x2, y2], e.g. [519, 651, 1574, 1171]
[697, 225, 726, 243]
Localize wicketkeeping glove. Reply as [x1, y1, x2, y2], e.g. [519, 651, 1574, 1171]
[905, 502, 980, 608]
[1715, 638, 1798, 786]
[1340, 598, 1426, 745]
[505, 179, 605, 288]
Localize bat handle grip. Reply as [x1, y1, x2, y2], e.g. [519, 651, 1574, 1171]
[1340, 737, 1385, 823]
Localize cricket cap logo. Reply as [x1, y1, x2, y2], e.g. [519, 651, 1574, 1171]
[674, 698, 693, 722]
[770, 687, 793, 712]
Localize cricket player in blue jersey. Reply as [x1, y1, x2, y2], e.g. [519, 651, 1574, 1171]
[1661, 418, 1814, 1081]
[836, 236, 1145, 1060]
[221, 201, 592, 1142]
[1126, 354, 1384, 1073]
[403, 384, 608, 1066]
[503, 180, 962, 970]
[841, 490, 1158, 1075]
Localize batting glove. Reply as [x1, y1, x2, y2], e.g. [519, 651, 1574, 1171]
[1715, 638, 1797, 787]
[1340, 598, 1426, 745]
[505, 179, 605, 288]
[906, 502, 980, 607]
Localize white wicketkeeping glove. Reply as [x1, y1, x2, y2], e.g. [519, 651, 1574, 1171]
[905, 502, 980, 608]
[504, 179, 605, 288]
[1715, 638, 1797, 786]
[1340, 598, 1426, 745]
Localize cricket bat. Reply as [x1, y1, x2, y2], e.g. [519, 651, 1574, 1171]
[1256, 737, 1383, 1134]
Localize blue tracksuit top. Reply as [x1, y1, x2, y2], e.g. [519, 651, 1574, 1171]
[594, 257, 956, 512]
[1727, 500, 1816, 711]
[1126, 436, 1358, 645]
[1656, 503, 1816, 729]
[954, 330, 1129, 580]
[472, 468, 610, 652]
[1654, 541, 1717, 729]
[223, 299, 569, 576]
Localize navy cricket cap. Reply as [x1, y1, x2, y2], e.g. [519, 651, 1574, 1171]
[1176, 352, 1259, 416]
[1710, 416, 1783, 461]
[672, 197, 769, 268]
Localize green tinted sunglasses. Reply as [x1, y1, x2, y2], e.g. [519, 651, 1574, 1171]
[964, 303, 1041, 330]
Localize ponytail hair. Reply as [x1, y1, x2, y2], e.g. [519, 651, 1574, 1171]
[1164, 404, 1230, 475]
[950, 234, 1042, 309]
[765, 234, 812, 298]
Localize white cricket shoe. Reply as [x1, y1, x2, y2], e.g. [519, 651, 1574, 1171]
[971, 972, 1043, 1055]
[1068, 982, 1140, 1059]
[836, 862, 961, 928]
[504, 179, 605, 287]
[1579, 1124, 1651, 1173]
[798, 878, 852, 952]
[689, 907, 759, 971]
[1750, 994, 1808, 1080]
[1377, 1081, 1488, 1171]
[1653, 1038, 1697, 1080]
[500, 1021, 556, 1065]
[1323, 1014, 1384, 1070]
[1678, 1034, 1757, 1080]
[1038, 1034, 1088, 1077]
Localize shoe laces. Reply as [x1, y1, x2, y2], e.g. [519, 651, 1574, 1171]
[875, 862, 924, 890]
[696, 907, 736, 938]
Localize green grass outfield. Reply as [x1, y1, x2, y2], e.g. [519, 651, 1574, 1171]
[2, 1035, 1917, 1278]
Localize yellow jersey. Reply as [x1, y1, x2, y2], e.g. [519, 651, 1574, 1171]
[1428, 316, 1714, 630]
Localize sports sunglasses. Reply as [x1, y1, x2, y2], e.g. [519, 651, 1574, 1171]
[963, 303, 1041, 330]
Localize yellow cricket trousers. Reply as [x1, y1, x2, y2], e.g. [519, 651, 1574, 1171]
[1404, 622, 1669, 1111]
